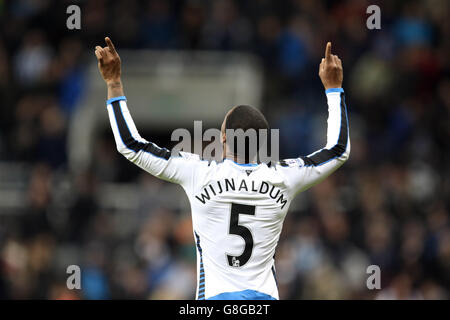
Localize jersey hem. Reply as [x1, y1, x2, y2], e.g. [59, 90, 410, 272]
[206, 289, 277, 300]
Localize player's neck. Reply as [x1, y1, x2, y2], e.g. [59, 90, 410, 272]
[223, 144, 257, 164]
[224, 153, 257, 165]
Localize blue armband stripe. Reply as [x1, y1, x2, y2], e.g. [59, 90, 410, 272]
[106, 96, 127, 105]
[325, 88, 344, 94]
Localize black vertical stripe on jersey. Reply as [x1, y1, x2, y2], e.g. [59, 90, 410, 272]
[195, 232, 206, 300]
[300, 92, 348, 166]
[111, 101, 171, 160]
[271, 265, 278, 286]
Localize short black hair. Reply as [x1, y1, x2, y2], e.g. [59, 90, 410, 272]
[225, 105, 269, 162]
[225, 105, 269, 132]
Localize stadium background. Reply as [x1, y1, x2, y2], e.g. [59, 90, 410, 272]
[0, 0, 449, 299]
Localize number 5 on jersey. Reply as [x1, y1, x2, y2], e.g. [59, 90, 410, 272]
[227, 203, 255, 267]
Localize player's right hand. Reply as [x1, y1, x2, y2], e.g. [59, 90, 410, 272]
[95, 37, 121, 84]
[319, 42, 343, 90]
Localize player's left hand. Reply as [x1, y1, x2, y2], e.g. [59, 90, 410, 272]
[319, 42, 343, 90]
[95, 37, 121, 84]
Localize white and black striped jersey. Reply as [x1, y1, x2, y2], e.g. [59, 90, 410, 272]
[106, 88, 350, 300]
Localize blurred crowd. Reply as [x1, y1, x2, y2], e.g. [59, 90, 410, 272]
[0, 0, 449, 299]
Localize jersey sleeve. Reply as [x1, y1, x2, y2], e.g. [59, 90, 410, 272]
[106, 96, 201, 187]
[277, 88, 350, 195]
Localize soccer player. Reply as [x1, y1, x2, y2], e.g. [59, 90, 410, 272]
[95, 37, 349, 300]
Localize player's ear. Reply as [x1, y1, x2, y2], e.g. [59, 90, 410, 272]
[220, 116, 227, 144]
[221, 130, 226, 144]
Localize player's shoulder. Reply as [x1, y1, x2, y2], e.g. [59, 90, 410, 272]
[177, 151, 202, 161]
[276, 158, 305, 169]
[173, 151, 218, 168]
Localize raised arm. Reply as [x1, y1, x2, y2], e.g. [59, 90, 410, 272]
[94, 37, 200, 186]
[279, 42, 350, 194]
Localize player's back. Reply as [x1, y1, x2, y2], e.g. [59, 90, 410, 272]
[187, 159, 293, 300]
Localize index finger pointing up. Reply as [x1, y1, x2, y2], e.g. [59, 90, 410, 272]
[105, 37, 116, 53]
[325, 42, 332, 60]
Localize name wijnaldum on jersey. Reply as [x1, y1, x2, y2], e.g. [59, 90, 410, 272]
[195, 178, 288, 209]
